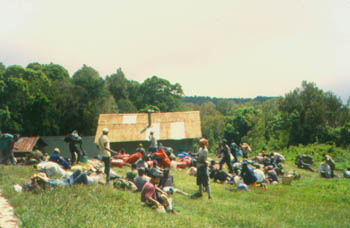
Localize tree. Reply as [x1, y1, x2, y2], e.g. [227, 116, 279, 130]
[106, 68, 130, 102]
[200, 102, 225, 151]
[0, 62, 5, 78]
[1, 65, 52, 135]
[278, 81, 346, 146]
[71, 65, 117, 135]
[117, 99, 138, 113]
[136, 76, 183, 112]
[223, 106, 259, 144]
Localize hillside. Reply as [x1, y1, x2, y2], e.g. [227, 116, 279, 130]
[1, 157, 349, 228]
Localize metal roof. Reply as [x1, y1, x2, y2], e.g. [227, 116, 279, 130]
[94, 111, 202, 143]
[13, 136, 40, 152]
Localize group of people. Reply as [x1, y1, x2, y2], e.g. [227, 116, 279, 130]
[4, 125, 349, 214]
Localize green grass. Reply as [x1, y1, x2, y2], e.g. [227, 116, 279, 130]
[1, 160, 350, 228]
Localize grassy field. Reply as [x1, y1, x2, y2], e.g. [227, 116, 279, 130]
[1, 158, 350, 228]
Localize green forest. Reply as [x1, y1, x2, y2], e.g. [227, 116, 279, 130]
[1, 62, 350, 152]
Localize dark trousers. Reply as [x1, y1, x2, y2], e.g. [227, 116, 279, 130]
[149, 147, 158, 153]
[71, 170, 88, 185]
[233, 153, 238, 163]
[243, 152, 248, 159]
[1, 148, 16, 165]
[102, 156, 111, 183]
[70, 150, 82, 164]
[219, 156, 233, 173]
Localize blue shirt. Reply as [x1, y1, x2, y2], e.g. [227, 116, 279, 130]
[49, 154, 71, 169]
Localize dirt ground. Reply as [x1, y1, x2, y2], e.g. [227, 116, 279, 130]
[0, 190, 19, 228]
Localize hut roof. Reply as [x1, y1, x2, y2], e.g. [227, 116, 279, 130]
[94, 111, 202, 143]
[13, 136, 42, 153]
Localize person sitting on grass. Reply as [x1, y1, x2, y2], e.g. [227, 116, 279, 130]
[266, 166, 279, 184]
[209, 164, 230, 184]
[141, 169, 172, 212]
[241, 161, 257, 185]
[323, 153, 336, 178]
[25, 148, 45, 165]
[126, 163, 138, 182]
[48, 147, 71, 170]
[134, 168, 150, 192]
[295, 155, 314, 172]
[269, 152, 285, 164]
[159, 168, 189, 196]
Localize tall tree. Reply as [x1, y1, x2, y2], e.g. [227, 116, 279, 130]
[1, 65, 52, 135]
[106, 68, 130, 102]
[136, 76, 183, 112]
[71, 65, 117, 135]
[278, 81, 345, 145]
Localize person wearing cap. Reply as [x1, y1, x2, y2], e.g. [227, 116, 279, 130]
[219, 139, 233, 173]
[191, 138, 212, 199]
[148, 131, 158, 153]
[240, 142, 251, 159]
[98, 128, 117, 185]
[141, 168, 169, 209]
[48, 147, 71, 169]
[0, 133, 19, 165]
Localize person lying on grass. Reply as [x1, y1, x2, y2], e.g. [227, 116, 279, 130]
[126, 163, 137, 182]
[141, 168, 173, 212]
[48, 147, 71, 170]
[23, 170, 100, 191]
[209, 165, 230, 183]
[158, 168, 189, 196]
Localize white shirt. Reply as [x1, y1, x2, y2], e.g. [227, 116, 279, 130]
[98, 134, 111, 157]
[149, 135, 157, 148]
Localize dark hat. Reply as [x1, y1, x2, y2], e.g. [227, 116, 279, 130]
[149, 168, 163, 178]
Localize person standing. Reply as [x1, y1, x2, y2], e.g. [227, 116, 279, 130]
[98, 128, 117, 185]
[0, 133, 19, 165]
[65, 130, 86, 165]
[148, 131, 158, 153]
[192, 138, 212, 199]
[219, 139, 233, 173]
[241, 142, 251, 159]
[230, 141, 239, 163]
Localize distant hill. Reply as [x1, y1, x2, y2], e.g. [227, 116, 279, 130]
[183, 95, 277, 105]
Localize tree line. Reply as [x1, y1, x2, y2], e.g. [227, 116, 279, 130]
[1, 62, 350, 152]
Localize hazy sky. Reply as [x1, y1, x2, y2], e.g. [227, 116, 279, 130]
[1, 0, 350, 102]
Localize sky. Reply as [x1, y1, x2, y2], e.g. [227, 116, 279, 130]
[1, 0, 350, 102]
